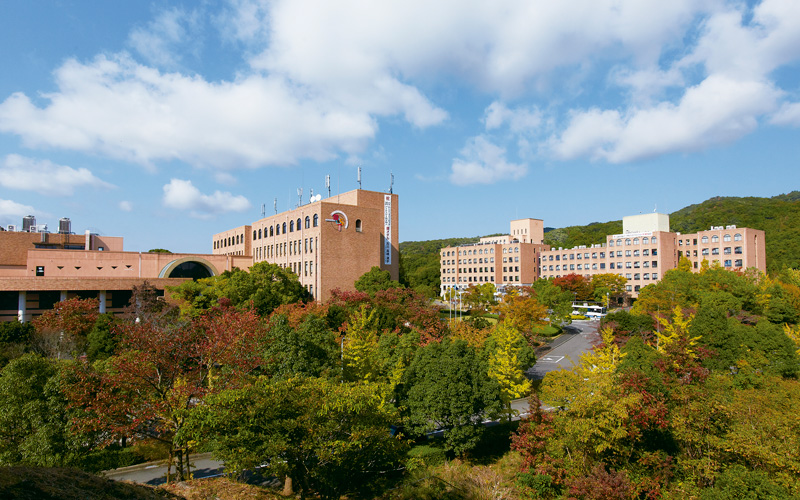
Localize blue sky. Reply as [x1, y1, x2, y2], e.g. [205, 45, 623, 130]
[1, 0, 798, 253]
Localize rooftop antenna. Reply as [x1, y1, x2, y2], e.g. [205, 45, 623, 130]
[261, 203, 265, 218]
[389, 172, 394, 194]
[654, 204, 657, 213]
[297, 187, 303, 207]
[357, 166, 362, 190]
[273, 198, 277, 215]
[325, 175, 331, 198]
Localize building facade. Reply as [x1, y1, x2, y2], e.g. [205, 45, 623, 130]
[442, 213, 767, 298]
[213, 189, 399, 302]
[1, 222, 249, 322]
[439, 219, 550, 296]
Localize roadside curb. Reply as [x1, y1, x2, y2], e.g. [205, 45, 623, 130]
[101, 452, 215, 477]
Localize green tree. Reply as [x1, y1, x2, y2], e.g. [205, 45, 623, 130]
[463, 283, 497, 311]
[531, 279, 574, 326]
[0, 354, 84, 467]
[354, 266, 402, 296]
[399, 339, 502, 455]
[262, 313, 339, 379]
[187, 377, 407, 499]
[85, 313, 118, 363]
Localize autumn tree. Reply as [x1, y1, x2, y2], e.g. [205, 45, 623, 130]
[462, 283, 497, 311]
[530, 279, 574, 326]
[590, 273, 628, 307]
[32, 298, 99, 359]
[486, 322, 533, 420]
[493, 287, 548, 337]
[553, 274, 594, 301]
[354, 266, 402, 296]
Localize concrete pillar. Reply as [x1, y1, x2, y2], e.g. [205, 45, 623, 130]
[99, 290, 107, 314]
[18, 291, 26, 323]
[60, 290, 67, 302]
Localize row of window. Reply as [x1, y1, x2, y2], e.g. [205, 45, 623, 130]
[679, 233, 743, 245]
[546, 248, 658, 261]
[255, 238, 315, 260]
[609, 236, 658, 246]
[254, 215, 320, 241]
[214, 233, 244, 249]
[442, 275, 521, 283]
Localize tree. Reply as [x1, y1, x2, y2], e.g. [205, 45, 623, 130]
[31, 298, 99, 359]
[591, 274, 628, 307]
[262, 313, 339, 379]
[530, 279, 574, 326]
[147, 248, 171, 253]
[553, 274, 594, 301]
[399, 339, 502, 455]
[187, 377, 407, 499]
[494, 287, 548, 335]
[354, 266, 402, 296]
[342, 305, 382, 382]
[462, 283, 497, 311]
[85, 314, 118, 363]
[486, 322, 532, 419]
[0, 354, 85, 467]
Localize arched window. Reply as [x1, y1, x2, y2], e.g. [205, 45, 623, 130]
[633, 238, 639, 245]
[297, 218, 301, 230]
[734, 233, 742, 241]
[258, 229, 262, 239]
[711, 235, 719, 243]
[616, 239, 622, 246]
[723, 234, 731, 242]
[305, 216, 310, 229]
[355, 219, 362, 232]
[313, 214, 319, 227]
[642, 237, 649, 244]
[625, 239, 631, 245]
[270, 226, 274, 236]
[651, 236, 657, 244]
[701, 236, 708, 243]
[253, 230, 256, 240]
[282, 222, 287, 233]
[609, 240, 614, 247]
[290, 220, 294, 232]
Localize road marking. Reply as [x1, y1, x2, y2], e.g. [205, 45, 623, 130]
[539, 356, 564, 363]
[145, 465, 158, 469]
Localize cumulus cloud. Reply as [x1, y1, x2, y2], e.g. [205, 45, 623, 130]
[0, 154, 114, 196]
[449, 136, 526, 186]
[0, 199, 36, 225]
[771, 102, 800, 126]
[162, 179, 250, 217]
[484, 102, 542, 133]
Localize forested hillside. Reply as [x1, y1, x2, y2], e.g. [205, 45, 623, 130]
[400, 192, 800, 294]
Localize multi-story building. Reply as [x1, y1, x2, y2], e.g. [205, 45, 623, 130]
[539, 213, 765, 296]
[442, 212, 767, 299]
[213, 189, 399, 302]
[439, 219, 550, 297]
[1, 218, 248, 322]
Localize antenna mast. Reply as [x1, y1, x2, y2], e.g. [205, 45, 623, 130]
[297, 187, 303, 207]
[261, 203, 265, 218]
[273, 198, 277, 215]
[389, 172, 394, 194]
[325, 175, 331, 198]
[357, 166, 362, 190]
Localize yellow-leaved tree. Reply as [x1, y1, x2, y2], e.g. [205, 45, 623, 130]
[487, 321, 531, 420]
[654, 305, 698, 356]
[342, 304, 381, 382]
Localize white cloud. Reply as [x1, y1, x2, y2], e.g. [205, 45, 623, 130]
[0, 154, 114, 196]
[449, 136, 526, 185]
[771, 102, 800, 126]
[119, 201, 133, 212]
[162, 179, 251, 217]
[484, 102, 542, 133]
[0, 199, 36, 225]
[551, 76, 781, 163]
[0, 55, 379, 170]
[128, 7, 199, 68]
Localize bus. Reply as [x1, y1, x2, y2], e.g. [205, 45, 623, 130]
[571, 302, 607, 318]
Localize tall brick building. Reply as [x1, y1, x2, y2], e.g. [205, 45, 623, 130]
[213, 189, 399, 302]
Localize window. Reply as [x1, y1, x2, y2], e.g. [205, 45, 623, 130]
[610, 263, 615, 269]
[735, 259, 743, 267]
[297, 218, 301, 230]
[625, 250, 631, 257]
[600, 252, 605, 258]
[642, 237, 649, 244]
[643, 249, 649, 256]
[735, 246, 743, 254]
[282, 222, 287, 233]
[633, 238, 639, 245]
[634, 273, 640, 280]
[652, 249, 658, 256]
[625, 262, 632, 268]
[626, 285, 632, 291]
[724, 260, 732, 267]
[643, 261, 649, 268]
[643, 273, 649, 280]
[253, 230, 257, 240]
[616, 251, 622, 257]
[724, 247, 731, 254]
[625, 239, 631, 245]
[734, 233, 742, 241]
[36, 266, 44, 276]
[355, 219, 362, 232]
[702, 236, 709, 243]
[724, 234, 731, 242]
[633, 250, 640, 257]
[290, 220, 295, 232]
[617, 239, 622, 245]
[305, 216, 310, 229]
[626, 274, 632, 279]
[609, 240, 615, 247]
[313, 214, 319, 227]
[270, 226, 274, 237]
[711, 235, 719, 242]
[652, 273, 658, 280]
[712, 248, 719, 255]
[651, 237, 657, 244]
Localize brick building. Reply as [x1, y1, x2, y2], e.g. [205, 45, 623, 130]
[441, 213, 767, 299]
[213, 189, 399, 302]
[0, 222, 249, 322]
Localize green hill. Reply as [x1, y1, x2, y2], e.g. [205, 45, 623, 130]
[399, 191, 800, 293]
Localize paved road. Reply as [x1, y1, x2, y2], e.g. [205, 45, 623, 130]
[526, 320, 600, 381]
[103, 453, 224, 485]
